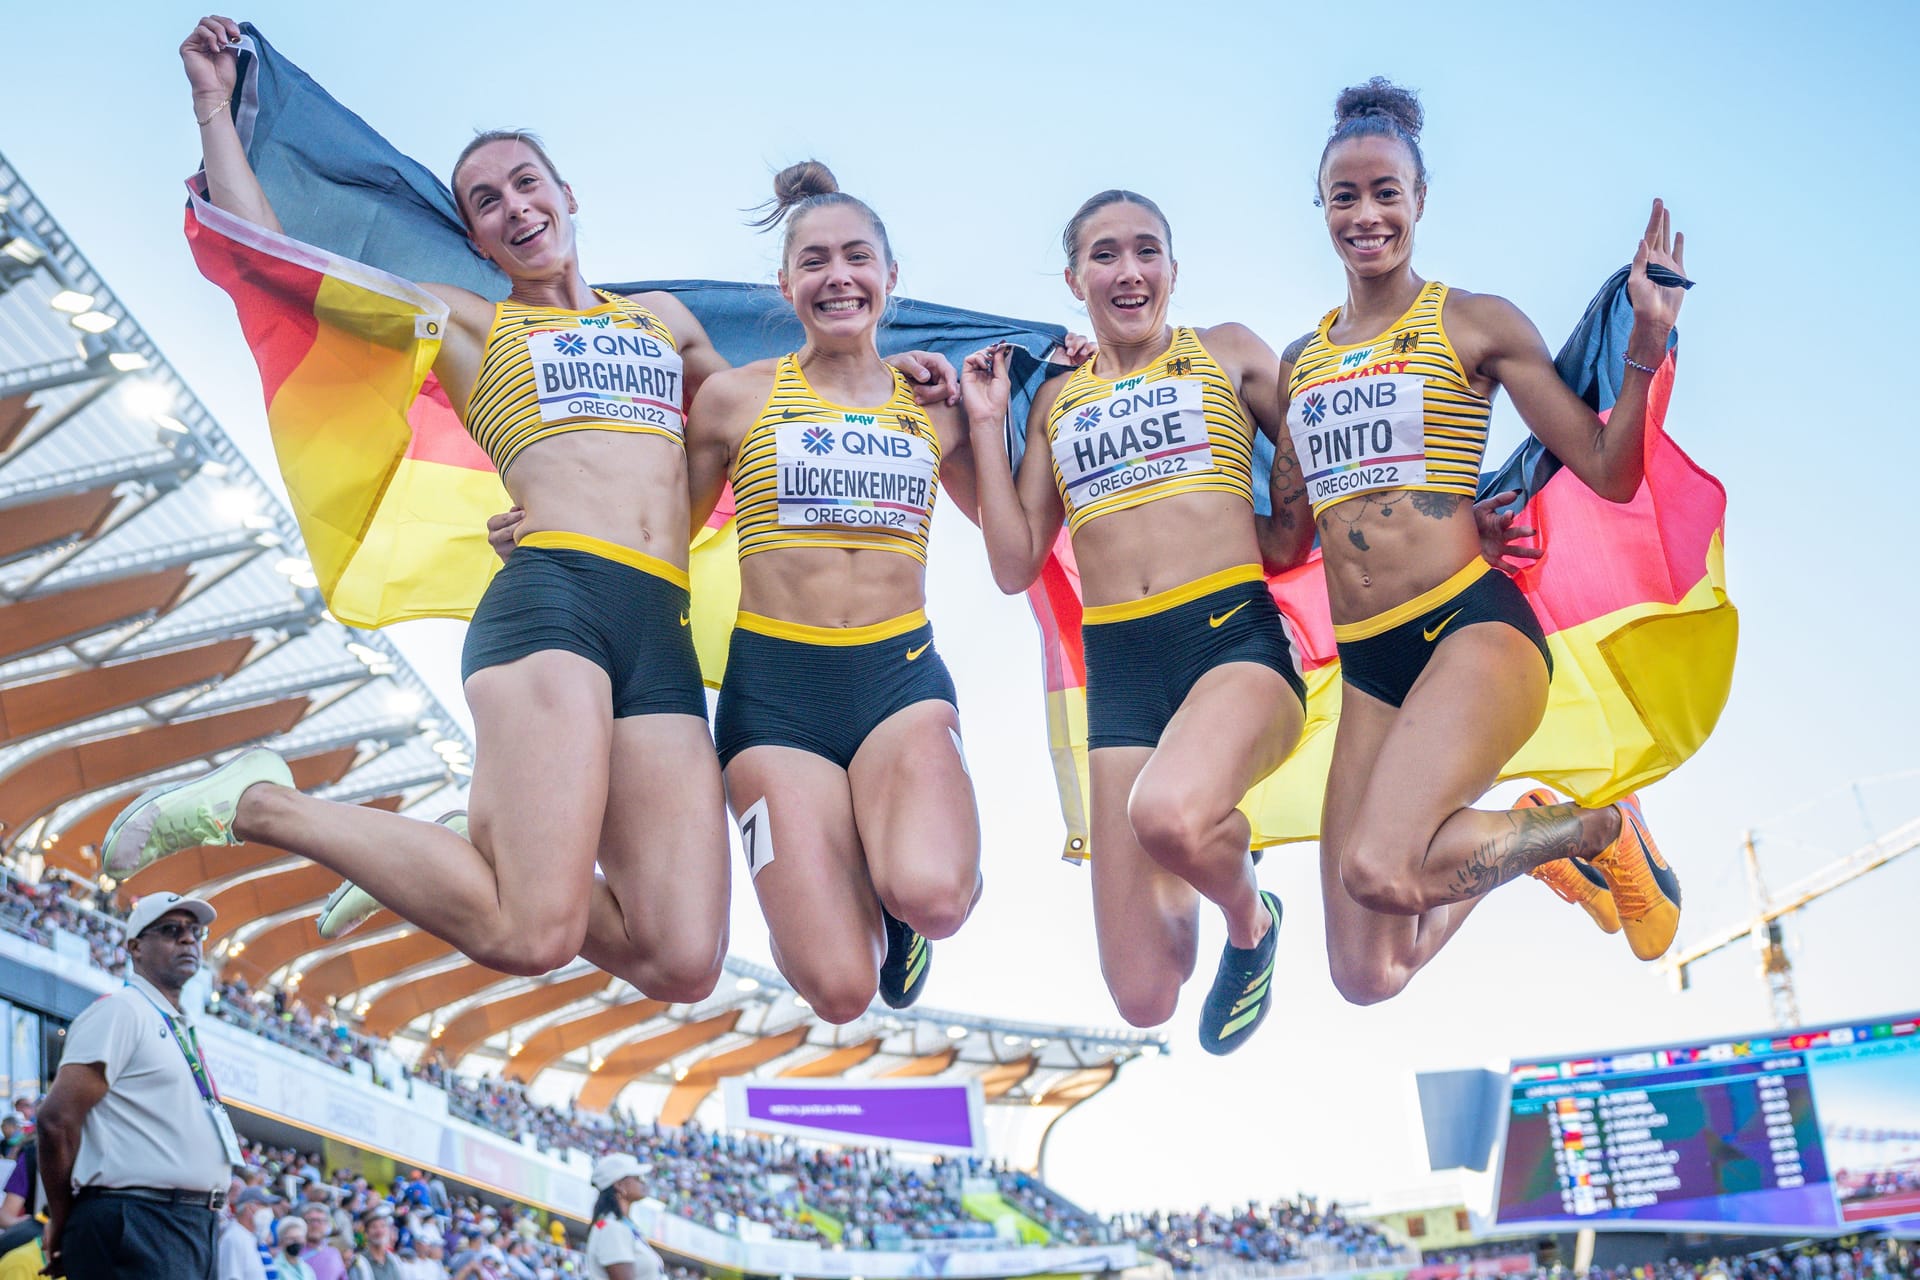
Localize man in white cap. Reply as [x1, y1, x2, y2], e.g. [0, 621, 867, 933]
[583, 1155, 661, 1280]
[38, 891, 242, 1279]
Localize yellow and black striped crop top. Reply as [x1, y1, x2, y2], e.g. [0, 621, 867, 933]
[1284, 281, 1493, 516]
[731, 354, 941, 563]
[465, 290, 684, 473]
[1043, 327, 1254, 534]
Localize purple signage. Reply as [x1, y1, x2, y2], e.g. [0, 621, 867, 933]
[727, 1080, 983, 1153]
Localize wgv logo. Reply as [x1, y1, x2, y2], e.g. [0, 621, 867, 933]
[1339, 345, 1376, 370]
[554, 333, 587, 357]
[1112, 375, 1146, 392]
[801, 427, 835, 455]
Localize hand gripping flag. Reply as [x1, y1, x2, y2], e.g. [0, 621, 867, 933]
[188, 25, 1064, 667]
[1018, 267, 1737, 860]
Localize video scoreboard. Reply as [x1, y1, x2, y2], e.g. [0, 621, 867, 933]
[1494, 1011, 1920, 1232]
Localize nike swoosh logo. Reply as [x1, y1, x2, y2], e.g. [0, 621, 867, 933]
[780, 408, 806, 420]
[1423, 608, 1465, 642]
[905, 641, 932, 661]
[679, 613, 690, 627]
[1208, 601, 1250, 629]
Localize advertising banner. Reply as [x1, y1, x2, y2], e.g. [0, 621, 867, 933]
[724, 1076, 985, 1154]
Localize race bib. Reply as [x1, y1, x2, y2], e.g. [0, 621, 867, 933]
[528, 325, 685, 439]
[1052, 378, 1213, 513]
[774, 417, 937, 534]
[1287, 373, 1427, 506]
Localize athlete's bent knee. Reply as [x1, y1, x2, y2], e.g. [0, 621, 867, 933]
[879, 871, 977, 941]
[1341, 849, 1431, 917]
[1105, 974, 1180, 1029]
[1328, 954, 1411, 1007]
[786, 958, 879, 1026]
[473, 919, 586, 977]
[1126, 787, 1214, 873]
[634, 952, 724, 1005]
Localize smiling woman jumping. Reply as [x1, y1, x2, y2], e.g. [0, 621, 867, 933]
[1285, 79, 1691, 1005]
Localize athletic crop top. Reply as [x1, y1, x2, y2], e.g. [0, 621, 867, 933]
[1044, 327, 1254, 534]
[465, 290, 684, 473]
[731, 354, 941, 563]
[1284, 281, 1493, 516]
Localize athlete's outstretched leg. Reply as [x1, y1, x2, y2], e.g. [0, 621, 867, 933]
[724, 748, 882, 1025]
[218, 651, 614, 976]
[589, 713, 731, 1003]
[1089, 747, 1199, 1030]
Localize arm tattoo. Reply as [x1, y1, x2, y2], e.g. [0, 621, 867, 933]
[1280, 333, 1314, 366]
[1438, 806, 1602, 903]
[1270, 440, 1305, 530]
[1410, 491, 1464, 520]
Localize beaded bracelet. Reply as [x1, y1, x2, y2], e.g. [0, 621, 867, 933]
[1623, 355, 1659, 376]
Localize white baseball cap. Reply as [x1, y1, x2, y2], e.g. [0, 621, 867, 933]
[590, 1153, 645, 1190]
[127, 891, 217, 938]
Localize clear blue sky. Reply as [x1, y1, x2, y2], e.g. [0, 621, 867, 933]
[5, 0, 1918, 1217]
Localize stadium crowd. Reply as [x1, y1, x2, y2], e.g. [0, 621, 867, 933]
[1117, 1199, 1400, 1271]
[1443, 1239, 1917, 1280]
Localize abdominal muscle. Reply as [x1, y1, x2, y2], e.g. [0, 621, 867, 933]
[1071, 491, 1263, 608]
[738, 547, 927, 630]
[1315, 488, 1484, 625]
[502, 431, 693, 570]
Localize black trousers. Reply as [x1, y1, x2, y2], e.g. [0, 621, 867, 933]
[63, 1193, 218, 1280]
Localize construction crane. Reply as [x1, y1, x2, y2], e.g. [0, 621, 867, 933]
[1662, 814, 1920, 1029]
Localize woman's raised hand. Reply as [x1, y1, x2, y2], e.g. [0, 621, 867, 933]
[960, 343, 1014, 436]
[1628, 198, 1688, 333]
[182, 15, 242, 103]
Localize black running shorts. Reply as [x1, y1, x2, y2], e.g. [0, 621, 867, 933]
[461, 531, 706, 719]
[1082, 565, 1306, 751]
[1334, 560, 1552, 708]
[714, 611, 957, 770]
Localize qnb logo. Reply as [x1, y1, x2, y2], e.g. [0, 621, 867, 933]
[554, 333, 587, 357]
[1300, 391, 1328, 427]
[1072, 404, 1103, 433]
[801, 426, 836, 456]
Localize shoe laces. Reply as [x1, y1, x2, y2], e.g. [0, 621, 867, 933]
[1601, 839, 1655, 920]
[1531, 860, 1585, 905]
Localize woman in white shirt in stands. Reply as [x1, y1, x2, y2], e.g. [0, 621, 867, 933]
[583, 1156, 662, 1280]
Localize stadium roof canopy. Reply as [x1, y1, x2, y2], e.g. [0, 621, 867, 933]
[0, 149, 1159, 1163]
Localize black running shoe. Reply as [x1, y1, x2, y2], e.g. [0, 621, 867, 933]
[1198, 891, 1282, 1057]
[878, 908, 930, 1009]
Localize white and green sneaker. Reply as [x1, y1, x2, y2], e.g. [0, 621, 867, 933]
[316, 810, 468, 940]
[102, 747, 293, 877]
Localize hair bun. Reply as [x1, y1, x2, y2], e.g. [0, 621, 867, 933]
[773, 159, 838, 206]
[1333, 78, 1423, 139]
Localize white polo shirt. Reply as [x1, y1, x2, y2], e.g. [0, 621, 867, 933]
[585, 1213, 663, 1280]
[60, 972, 233, 1193]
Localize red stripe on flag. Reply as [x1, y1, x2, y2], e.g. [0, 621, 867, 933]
[402, 374, 496, 471]
[183, 204, 322, 406]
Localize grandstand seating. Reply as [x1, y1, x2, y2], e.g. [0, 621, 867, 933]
[0, 871, 1406, 1267]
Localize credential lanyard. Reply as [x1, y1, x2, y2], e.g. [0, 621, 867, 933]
[132, 986, 220, 1103]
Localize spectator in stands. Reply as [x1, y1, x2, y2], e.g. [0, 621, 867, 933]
[585, 1155, 661, 1280]
[38, 891, 237, 1280]
[350, 1206, 403, 1280]
[220, 1185, 284, 1280]
[274, 1213, 319, 1280]
[403, 1224, 450, 1280]
[302, 1199, 349, 1280]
